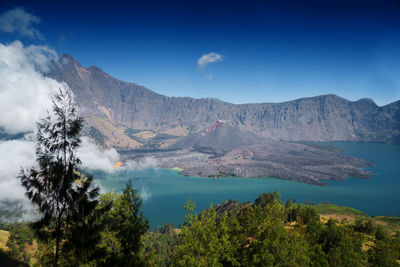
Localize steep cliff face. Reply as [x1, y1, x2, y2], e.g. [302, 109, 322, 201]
[47, 55, 400, 147]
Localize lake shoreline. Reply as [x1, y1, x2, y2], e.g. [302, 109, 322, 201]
[95, 142, 400, 227]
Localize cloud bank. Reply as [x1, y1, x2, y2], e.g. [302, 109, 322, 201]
[197, 52, 223, 69]
[0, 7, 43, 39]
[78, 137, 120, 172]
[0, 134, 37, 221]
[0, 41, 58, 134]
[0, 136, 35, 201]
[0, 41, 67, 206]
[78, 137, 160, 173]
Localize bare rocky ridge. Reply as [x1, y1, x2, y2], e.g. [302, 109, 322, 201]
[47, 55, 400, 149]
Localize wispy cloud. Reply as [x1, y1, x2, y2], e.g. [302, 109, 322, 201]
[78, 137, 121, 172]
[197, 52, 223, 69]
[205, 73, 213, 80]
[139, 186, 152, 202]
[124, 157, 159, 170]
[0, 7, 43, 39]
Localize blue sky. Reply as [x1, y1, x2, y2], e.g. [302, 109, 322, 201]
[1, 0, 399, 105]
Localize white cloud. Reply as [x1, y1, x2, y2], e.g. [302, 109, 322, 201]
[124, 157, 159, 170]
[78, 137, 120, 172]
[0, 134, 38, 221]
[205, 73, 213, 80]
[0, 41, 59, 134]
[0, 135, 35, 202]
[0, 7, 43, 39]
[0, 40, 66, 209]
[0, 134, 123, 218]
[197, 52, 223, 69]
[139, 186, 152, 202]
[77, 138, 160, 173]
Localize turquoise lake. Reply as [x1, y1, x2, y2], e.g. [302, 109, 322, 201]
[92, 142, 400, 228]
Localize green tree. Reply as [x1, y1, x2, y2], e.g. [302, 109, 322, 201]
[368, 240, 399, 267]
[60, 173, 107, 266]
[96, 182, 149, 266]
[142, 224, 179, 267]
[241, 195, 310, 266]
[374, 225, 390, 241]
[367, 227, 400, 267]
[320, 220, 365, 266]
[287, 205, 320, 225]
[254, 190, 281, 207]
[175, 201, 238, 266]
[19, 87, 100, 266]
[4, 223, 35, 263]
[354, 218, 375, 235]
[309, 244, 329, 267]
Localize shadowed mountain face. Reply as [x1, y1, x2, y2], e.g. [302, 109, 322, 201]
[47, 55, 400, 148]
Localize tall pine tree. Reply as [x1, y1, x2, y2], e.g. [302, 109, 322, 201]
[19, 85, 100, 266]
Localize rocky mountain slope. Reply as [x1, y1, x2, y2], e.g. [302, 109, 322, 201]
[47, 55, 400, 149]
[170, 120, 272, 154]
[121, 120, 373, 185]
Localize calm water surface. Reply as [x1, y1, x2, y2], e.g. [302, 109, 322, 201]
[93, 142, 400, 228]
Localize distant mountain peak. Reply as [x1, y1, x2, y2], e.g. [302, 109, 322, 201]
[356, 98, 377, 106]
[61, 54, 75, 60]
[205, 120, 239, 132]
[60, 54, 79, 65]
[171, 120, 269, 154]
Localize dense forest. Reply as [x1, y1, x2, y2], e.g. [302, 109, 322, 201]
[1, 191, 400, 266]
[0, 89, 399, 266]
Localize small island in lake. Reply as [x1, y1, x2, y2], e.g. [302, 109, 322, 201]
[119, 120, 374, 185]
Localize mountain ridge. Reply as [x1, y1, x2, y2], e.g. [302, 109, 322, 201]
[47, 54, 400, 148]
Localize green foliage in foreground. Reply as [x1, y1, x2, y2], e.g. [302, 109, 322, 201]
[95, 183, 149, 266]
[30, 183, 149, 267]
[142, 224, 179, 267]
[1, 191, 400, 266]
[143, 192, 400, 267]
[0, 184, 149, 266]
[0, 223, 34, 265]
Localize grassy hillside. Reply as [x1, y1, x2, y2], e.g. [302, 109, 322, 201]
[0, 230, 9, 251]
[311, 203, 368, 216]
[292, 203, 400, 233]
